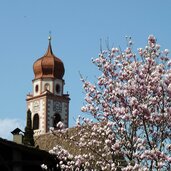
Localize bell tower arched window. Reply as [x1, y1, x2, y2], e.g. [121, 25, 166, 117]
[35, 85, 39, 93]
[56, 84, 60, 94]
[33, 113, 39, 130]
[53, 113, 61, 128]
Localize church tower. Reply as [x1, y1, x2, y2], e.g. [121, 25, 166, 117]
[26, 37, 70, 136]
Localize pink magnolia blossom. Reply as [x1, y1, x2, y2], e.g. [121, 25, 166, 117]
[50, 36, 171, 170]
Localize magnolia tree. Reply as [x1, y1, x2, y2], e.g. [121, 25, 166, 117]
[50, 35, 171, 171]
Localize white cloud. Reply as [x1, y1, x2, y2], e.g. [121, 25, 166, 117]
[0, 118, 25, 140]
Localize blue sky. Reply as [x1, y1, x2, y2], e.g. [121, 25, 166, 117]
[0, 0, 171, 139]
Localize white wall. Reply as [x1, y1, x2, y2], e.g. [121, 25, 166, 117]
[47, 99, 68, 128]
[33, 79, 41, 96]
[54, 79, 64, 96]
[33, 78, 64, 96]
[27, 98, 46, 136]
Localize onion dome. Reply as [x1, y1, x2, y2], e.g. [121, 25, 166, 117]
[33, 37, 65, 79]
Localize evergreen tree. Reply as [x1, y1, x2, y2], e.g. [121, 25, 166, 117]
[23, 109, 35, 146]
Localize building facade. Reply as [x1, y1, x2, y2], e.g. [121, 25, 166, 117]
[0, 137, 59, 171]
[26, 37, 70, 136]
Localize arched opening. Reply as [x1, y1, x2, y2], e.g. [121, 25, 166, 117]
[53, 113, 61, 128]
[56, 84, 60, 93]
[35, 85, 39, 93]
[33, 113, 39, 130]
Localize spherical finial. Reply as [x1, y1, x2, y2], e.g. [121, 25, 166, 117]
[48, 35, 51, 41]
[48, 31, 52, 41]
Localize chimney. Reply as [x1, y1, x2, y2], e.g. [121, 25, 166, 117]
[11, 128, 24, 144]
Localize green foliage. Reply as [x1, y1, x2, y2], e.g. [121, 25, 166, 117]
[23, 109, 35, 146]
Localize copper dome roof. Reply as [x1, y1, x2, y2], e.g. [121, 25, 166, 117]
[33, 39, 65, 79]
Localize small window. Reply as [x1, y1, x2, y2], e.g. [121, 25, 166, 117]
[44, 83, 50, 91]
[33, 114, 39, 130]
[56, 84, 60, 93]
[35, 85, 39, 93]
[53, 113, 61, 128]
